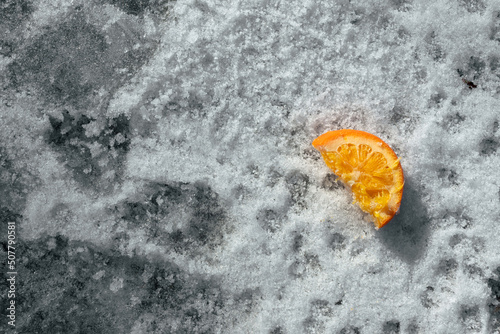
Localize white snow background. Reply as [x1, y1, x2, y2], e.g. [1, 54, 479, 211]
[2, 0, 500, 333]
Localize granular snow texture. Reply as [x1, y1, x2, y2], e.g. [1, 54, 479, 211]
[1, 0, 500, 333]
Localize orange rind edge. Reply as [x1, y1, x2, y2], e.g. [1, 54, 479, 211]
[312, 129, 404, 229]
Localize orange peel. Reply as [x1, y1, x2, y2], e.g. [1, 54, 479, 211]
[312, 129, 404, 228]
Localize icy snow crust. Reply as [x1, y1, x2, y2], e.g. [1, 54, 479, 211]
[2, 0, 500, 332]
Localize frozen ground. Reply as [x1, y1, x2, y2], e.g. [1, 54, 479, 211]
[1, 0, 500, 333]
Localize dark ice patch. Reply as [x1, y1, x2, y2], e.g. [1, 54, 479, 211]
[407, 321, 420, 334]
[490, 55, 500, 76]
[310, 299, 333, 317]
[436, 258, 458, 278]
[448, 234, 484, 252]
[440, 112, 465, 133]
[468, 56, 486, 76]
[106, 0, 159, 15]
[118, 181, 228, 253]
[48, 111, 87, 144]
[479, 137, 499, 155]
[339, 325, 361, 334]
[292, 233, 304, 252]
[460, 305, 482, 331]
[437, 167, 459, 186]
[270, 326, 286, 334]
[8, 11, 155, 109]
[163, 90, 211, 120]
[441, 209, 473, 229]
[9, 16, 109, 108]
[303, 300, 333, 334]
[187, 183, 227, 246]
[390, 0, 411, 12]
[463, 262, 483, 278]
[0, 147, 38, 213]
[329, 232, 346, 251]
[449, 233, 465, 248]
[288, 253, 321, 279]
[14, 235, 228, 334]
[321, 173, 343, 191]
[303, 316, 325, 334]
[285, 170, 310, 209]
[231, 184, 249, 201]
[425, 31, 446, 62]
[256, 208, 285, 233]
[428, 89, 447, 108]
[0, 0, 33, 31]
[0, 208, 22, 254]
[383, 320, 400, 334]
[46, 111, 130, 192]
[389, 105, 419, 133]
[235, 288, 262, 313]
[488, 267, 500, 331]
[457, 56, 486, 83]
[492, 11, 500, 42]
[266, 168, 284, 187]
[0, 40, 14, 57]
[420, 286, 436, 308]
[458, 0, 485, 13]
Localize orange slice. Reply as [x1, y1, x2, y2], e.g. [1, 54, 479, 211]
[312, 129, 404, 228]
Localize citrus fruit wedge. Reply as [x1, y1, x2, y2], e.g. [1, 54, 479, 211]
[312, 129, 404, 228]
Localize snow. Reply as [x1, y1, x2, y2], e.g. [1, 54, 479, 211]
[2, 0, 500, 332]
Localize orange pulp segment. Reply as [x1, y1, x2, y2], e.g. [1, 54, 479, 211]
[312, 129, 404, 228]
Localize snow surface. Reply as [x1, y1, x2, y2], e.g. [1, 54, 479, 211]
[2, 0, 500, 333]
